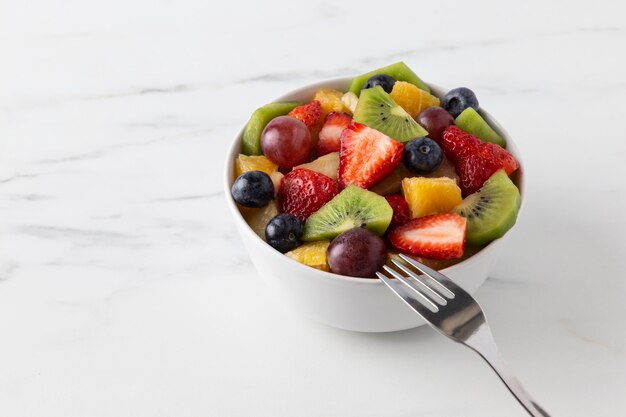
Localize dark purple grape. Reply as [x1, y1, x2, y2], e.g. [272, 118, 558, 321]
[416, 107, 454, 143]
[327, 228, 387, 278]
[261, 116, 311, 168]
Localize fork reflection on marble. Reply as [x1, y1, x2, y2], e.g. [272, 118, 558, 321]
[377, 254, 551, 417]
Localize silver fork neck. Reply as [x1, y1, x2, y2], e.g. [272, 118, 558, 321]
[464, 325, 551, 417]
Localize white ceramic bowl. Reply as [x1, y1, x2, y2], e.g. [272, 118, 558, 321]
[224, 78, 524, 332]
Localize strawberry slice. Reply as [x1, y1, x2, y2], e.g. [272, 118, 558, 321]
[288, 101, 322, 130]
[441, 126, 519, 195]
[388, 213, 467, 259]
[338, 123, 404, 189]
[316, 112, 352, 156]
[384, 194, 411, 229]
[277, 168, 340, 221]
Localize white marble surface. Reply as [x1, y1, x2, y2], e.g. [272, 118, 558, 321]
[1, 0, 626, 415]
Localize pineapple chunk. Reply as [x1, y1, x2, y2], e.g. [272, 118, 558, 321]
[286, 241, 331, 271]
[235, 154, 278, 177]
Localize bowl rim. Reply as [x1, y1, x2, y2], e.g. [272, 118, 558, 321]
[223, 77, 525, 285]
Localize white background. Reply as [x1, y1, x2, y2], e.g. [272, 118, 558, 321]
[1, 0, 625, 416]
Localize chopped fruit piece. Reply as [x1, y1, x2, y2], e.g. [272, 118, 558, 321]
[441, 125, 482, 162]
[242, 102, 300, 155]
[371, 158, 459, 196]
[389, 81, 441, 119]
[348, 61, 430, 94]
[314, 89, 351, 118]
[388, 213, 467, 259]
[353, 86, 428, 142]
[286, 240, 331, 271]
[265, 213, 304, 253]
[277, 168, 340, 221]
[288, 100, 322, 130]
[327, 228, 387, 278]
[370, 163, 413, 195]
[402, 177, 462, 218]
[316, 112, 352, 156]
[342, 92, 359, 114]
[455, 170, 521, 245]
[261, 116, 311, 168]
[269, 171, 283, 193]
[303, 185, 393, 241]
[363, 74, 396, 93]
[442, 87, 479, 118]
[455, 107, 506, 148]
[235, 154, 278, 177]
[441, 126, 519, 195]
[403, 138, 443, 174]
[243, 200, 279, 240]
[416, 107, 455, 143]
[296, 152, 339, 180]
[384, 194, 411, 228]
[231, 171, 275, 208]
[338, 122, 404, 189]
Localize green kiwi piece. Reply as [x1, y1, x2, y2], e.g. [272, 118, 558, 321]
[353, 86, 428, 142]
[303, 185, 392, 241]
[348, 61, 431, 94]
[454, 170, 521, 246]
[455, 108, 506, 148]
[241, 102, 300, 155]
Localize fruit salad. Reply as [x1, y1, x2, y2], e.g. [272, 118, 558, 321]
[231, 62, 521, 278]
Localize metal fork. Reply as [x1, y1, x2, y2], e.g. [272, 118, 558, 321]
[377, 254, 551, 417]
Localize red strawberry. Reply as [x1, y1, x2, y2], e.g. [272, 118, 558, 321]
[388, 213, 467, 260]
[338, 123, 404, 189]
[441, 126, 519, 195]
[316, 112, 352, 156]
[384, 194, 411, 229]
[288, 101, 322, 130]
[441, 126, 481, 162]
[277, 168, 340, 221]
[477, 140, 519, 174]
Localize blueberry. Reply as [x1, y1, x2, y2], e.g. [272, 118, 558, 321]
[442, 87, 479, 118]
[231, 170, 274, 208]
[403, 138, 443, 174]
[362, 74, 396, 93]
[265, 213, 303, 253]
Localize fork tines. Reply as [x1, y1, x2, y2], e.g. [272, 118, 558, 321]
[376, 254, 460, 315]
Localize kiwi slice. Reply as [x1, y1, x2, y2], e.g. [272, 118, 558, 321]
[303, 185, 392, 241]
[454, 170, 520, 246]
[348, 61, 431, 94]
[353, 86, 428, 142]
[241, 102, 300, 155]
[455, 108, 506, 148]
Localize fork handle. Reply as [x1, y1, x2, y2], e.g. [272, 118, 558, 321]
[465, 326, 552, 417]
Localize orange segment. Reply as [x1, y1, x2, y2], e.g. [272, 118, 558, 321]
[402, 177, 462, 218]
[286, 241, 331, 271]
[389, 81, 440, 119]
[235, 154, 278, 177]
[314, 89, 351, 118]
